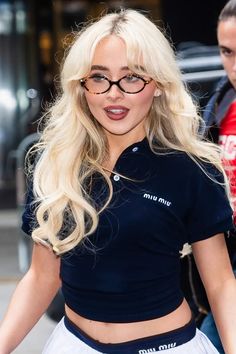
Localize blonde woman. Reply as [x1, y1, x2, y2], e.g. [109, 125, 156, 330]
[0, 9, 236, 354]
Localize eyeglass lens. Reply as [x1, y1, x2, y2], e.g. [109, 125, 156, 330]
[83, 75, 147, 94]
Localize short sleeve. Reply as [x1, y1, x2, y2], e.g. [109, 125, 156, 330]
[21, 183, 38, 236]
[186, 163, 234, 244]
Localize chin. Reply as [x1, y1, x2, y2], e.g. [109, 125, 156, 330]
[109, 131, 130, 136]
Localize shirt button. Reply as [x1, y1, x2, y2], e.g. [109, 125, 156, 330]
[132, 147, 138, 152]
[113, 174, 120, 182]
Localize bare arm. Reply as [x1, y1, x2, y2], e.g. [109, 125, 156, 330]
[0, 243, 61, 354]
[192, 233, 236, 354]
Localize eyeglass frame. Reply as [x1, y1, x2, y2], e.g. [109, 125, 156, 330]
[80, 74, 152, 94]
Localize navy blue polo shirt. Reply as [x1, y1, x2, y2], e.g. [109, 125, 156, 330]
[22, 138, 233, 322]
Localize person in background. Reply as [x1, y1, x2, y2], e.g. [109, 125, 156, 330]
[0, 9, 235, 354]
[200, 0, 236, 352]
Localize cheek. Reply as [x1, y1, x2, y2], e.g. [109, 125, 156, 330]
[221, 55, 232, 71]
[135, 91, 155, 108]
[84, 93, 94, 106]
[84, 94, 102, 112]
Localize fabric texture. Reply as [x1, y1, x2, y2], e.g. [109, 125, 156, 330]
[219, 99, 236, 215]
[22, 139, 233, 323]
[200, 312, 224, 354]
[42, 318, 219, 354]
[200, 76, 236, 353]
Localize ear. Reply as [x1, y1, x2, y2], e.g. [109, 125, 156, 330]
[154, 88, 161, 97]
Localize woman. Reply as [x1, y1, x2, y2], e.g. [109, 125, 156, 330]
[0, 9, 235, 354]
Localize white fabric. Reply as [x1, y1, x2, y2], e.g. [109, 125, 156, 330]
[42, 318, 219, 354]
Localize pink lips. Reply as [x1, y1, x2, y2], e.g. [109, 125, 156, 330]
[104, 106, 129, 120]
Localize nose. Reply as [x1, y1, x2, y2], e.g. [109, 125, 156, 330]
[106, 82, 124, 100]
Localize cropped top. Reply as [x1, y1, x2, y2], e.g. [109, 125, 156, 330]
[22, 138, 233, 323]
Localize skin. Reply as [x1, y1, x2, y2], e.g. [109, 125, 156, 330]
[0, 244, 61, 353]
[1, 34, 236, 353]
[84, 35, 159, 169]
[64, 35, 236, 346]
[67, 34, 194, 340]
[218, 18, 236, 90]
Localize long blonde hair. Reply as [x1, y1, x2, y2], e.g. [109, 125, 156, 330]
[29, 9, 228, 255]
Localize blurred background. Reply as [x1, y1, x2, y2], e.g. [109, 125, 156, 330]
[0, 0, 229, 352]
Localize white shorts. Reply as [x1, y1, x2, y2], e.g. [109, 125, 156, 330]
[42, 317, 219, 354]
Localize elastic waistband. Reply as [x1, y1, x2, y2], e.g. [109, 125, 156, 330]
[64, 316, 196, 354]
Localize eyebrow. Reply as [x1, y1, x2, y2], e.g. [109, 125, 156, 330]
[219, 45, 232, 51]
[90, 65, 130, 71]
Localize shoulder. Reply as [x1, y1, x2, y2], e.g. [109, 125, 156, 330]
[203, 76, 232, 126]
[152, 149, 224, 187]
[152, 148, 212, 173]
[216, 76, 232, 94]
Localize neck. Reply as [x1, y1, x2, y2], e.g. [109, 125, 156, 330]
[103, 131, 146, 172]
[107, 132, 145, 155]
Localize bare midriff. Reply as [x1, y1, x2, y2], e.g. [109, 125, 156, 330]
[65, 298, 192, 344]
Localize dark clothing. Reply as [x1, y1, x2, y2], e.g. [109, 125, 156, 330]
[203, 76, 236, 262]
[22, 139, 233, 323]
[203, 76, 234, 142]
[199, 77, 236, 353]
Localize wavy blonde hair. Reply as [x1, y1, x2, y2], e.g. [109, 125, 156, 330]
[29, 9, 229, 255]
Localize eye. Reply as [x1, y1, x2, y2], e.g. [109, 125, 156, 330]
[89, 74, 107, 82]
[220, 47, 233, 57]
[124, 74, 142, 82]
